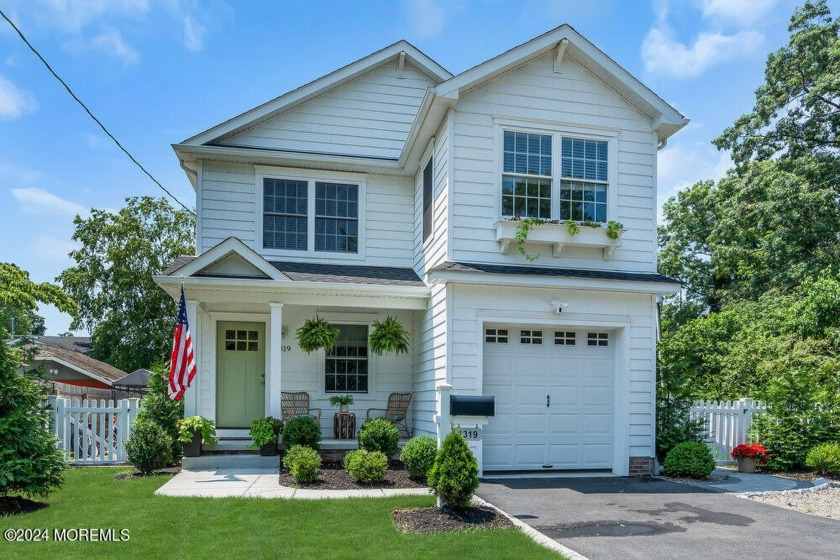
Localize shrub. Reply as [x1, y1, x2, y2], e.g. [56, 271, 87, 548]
[126, 419, 173, 475]
[400, 436, 438, 480]
[249, 417, 283, 448]
[806, 443, 840, 475]
[428, 431, 479, 509]
[663, 442, 715, 479]
[655, 395, 707, 463]
[283, 445, 321, 483]
[358, 418, 400, 457]
[282, 415, 321, 450]
[0, 343, 66, 497]
[343, 449, 388, 484]
[137, 365, 184, 465]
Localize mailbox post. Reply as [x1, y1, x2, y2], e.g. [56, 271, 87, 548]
[450, 395, 495, 477]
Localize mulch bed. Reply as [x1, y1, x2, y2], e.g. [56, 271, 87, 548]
[0, 496, 48, 517]
[392, 505, 513, 534]
[114, 467, 181, 480]
[278, 461, 426, 490]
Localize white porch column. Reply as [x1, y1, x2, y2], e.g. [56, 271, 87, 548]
[268, 303, 283, 419]
[184, 299, 199, 417]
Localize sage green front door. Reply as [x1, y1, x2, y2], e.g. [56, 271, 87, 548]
[217, 321, 266, 428]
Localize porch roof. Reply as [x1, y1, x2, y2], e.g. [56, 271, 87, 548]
[164, 256, 425, 287]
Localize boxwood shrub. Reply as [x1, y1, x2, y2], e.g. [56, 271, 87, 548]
[126, 419, 173, 475]
[400, 435, 438, 480]
[663, 441, 715, 479]
[343, 449, 388, 484]
[283, 445, 321, 483]
[358, 418, 400, 457]
[281, 415, 321, 451]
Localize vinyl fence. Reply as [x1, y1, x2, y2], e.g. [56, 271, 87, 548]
[50, 396, 141, 464]
[690, 398, 766, 464]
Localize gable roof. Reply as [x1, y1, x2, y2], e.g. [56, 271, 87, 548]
[32, 336, 93, 355]
[114, 368, 153, 388]
[26, 343, 127, 385]
[165, 237, 287, 281]
[182, 40, 452, 147]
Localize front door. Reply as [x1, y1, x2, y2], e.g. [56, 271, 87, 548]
[216, 321, 266, 428]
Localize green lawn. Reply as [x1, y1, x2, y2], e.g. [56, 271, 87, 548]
[0, 468, 558, 559]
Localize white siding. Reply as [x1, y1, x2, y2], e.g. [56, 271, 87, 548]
[449, 284, 657, 460]
[450, 54, 658, 272]
[413, 111, 450, 275]
[224, 61, 436, 160]
[198, 161, 415, 267]
[411, 284, 448, 436]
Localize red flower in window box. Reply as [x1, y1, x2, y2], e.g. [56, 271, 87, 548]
[731, 443, 769, 463]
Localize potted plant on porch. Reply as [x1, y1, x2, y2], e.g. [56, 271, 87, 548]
[249, 416, 283, 456]
[296, 316, 341, 353]
[369, 316, 410, 355]
[177, 416, 219, 457]
[329, 395, 354, 413]
[731, 443, 769, 473]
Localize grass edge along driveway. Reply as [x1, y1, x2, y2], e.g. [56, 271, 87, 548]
[0, 468, 561, 559]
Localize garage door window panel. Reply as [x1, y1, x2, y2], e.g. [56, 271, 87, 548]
[520, 330, 543, 344]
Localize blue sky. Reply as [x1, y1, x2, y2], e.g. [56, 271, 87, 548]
[0, 0, 831, 335]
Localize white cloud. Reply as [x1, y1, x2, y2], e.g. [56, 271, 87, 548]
[642, 0, 768, 79]
[90, 28, 140, 64]
[700, 0, 779, 26]
[402, 0, 446, 38]
[642, 27, 763, 79]
[656, 144, 731, 222]
[27, 0, 150, 33]
[30, 235, 79, 264]
[182, 15, 205, 52]
[0, 75, 37, 119]
[10, 187, 88, 217]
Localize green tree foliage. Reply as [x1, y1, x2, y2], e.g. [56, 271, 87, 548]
[0, 263, 76, 336]
[136, 365, 183, 465]
[58, 197, 195, 372]
[0, 334, 67, 496]
[715, 1, 840, 164]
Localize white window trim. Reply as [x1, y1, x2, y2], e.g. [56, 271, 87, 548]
[313, 312, 380, 401]
[493, 118, 619, 224]
[255, 165, 367, 261]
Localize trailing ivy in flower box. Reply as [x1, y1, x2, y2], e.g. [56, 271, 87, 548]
[495, 217, 625, 261]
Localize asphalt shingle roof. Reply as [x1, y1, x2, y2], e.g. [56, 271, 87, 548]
[26, 343, 127, 383]
[431, 261, 681, 284]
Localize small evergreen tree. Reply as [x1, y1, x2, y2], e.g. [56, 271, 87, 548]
[0, 338, 67, 497]
[136, 364, 183, 465]
[428, 431, 479, 509]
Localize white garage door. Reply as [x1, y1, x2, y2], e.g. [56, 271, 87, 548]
[483, 326, 614, 471]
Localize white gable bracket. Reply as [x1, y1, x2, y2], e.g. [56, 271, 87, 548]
[553, 38, 569, 73]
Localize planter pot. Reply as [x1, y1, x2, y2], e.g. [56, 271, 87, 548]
[339, 404, 349, 413]
[260, 441, 278, 457]
[182, 431, 202, 457]
[737, 457, 757, 473]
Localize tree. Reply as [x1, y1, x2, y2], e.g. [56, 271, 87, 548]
[0, 263, 76, 336]
[58, 197, 195, 372]
[715, 0, 840, 164]
[0, 335, 67, 497]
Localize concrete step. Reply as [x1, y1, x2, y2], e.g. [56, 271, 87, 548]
[182, 454, 279, 471]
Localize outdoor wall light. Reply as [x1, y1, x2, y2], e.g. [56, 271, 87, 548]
[550, 300, 570, 314]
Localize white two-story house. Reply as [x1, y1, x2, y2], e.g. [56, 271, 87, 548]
[154, 24, 686, 476]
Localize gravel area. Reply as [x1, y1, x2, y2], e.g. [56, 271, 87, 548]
[278, 461, 426, 490]
[746, 483, 840, 519]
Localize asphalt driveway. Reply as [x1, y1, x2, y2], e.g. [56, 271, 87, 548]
[477, 477, 839, 559]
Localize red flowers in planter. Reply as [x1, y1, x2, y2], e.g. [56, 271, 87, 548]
[731, 443, 769, 463]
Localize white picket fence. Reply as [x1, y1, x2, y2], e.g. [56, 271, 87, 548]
[690, 398, 766, 464]
[50, 396, 141, 464]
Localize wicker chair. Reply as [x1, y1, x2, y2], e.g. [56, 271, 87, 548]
[281, 391, 321, 423]
[366, 392, 412, 437]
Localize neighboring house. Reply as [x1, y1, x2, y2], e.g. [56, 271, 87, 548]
[31, 335, 93, 355]
[155, 25, 686, 475]
[113, 368, 153, 394]
[22, 342, 126, 390]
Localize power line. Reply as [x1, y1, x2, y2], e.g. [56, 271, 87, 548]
[0, 9, 195, 216]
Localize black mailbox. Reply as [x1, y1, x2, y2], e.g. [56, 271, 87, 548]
[450, 395, 495, 417]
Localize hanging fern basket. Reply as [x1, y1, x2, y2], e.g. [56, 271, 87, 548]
[296, 316, 341, 353]
[369, 316, 410, 355]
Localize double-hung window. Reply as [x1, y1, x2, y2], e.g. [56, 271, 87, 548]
[325, 325, 369, 393]
[502, 131, 552, 219]
[501, 129, 610, 223]
[262, 176, 360, 254]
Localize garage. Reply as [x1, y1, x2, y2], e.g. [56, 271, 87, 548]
[482, 325, 615, 471]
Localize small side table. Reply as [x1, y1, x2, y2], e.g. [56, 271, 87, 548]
[333, 412, 356, 440]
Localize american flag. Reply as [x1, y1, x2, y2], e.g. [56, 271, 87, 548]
[168, 286, 197, 401]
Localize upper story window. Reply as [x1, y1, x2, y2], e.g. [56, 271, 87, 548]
[501, 129, 610, 223]
[502, 131, 552, 219]
[262, 175, 360, 254]
[422, 157, 433, 242]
